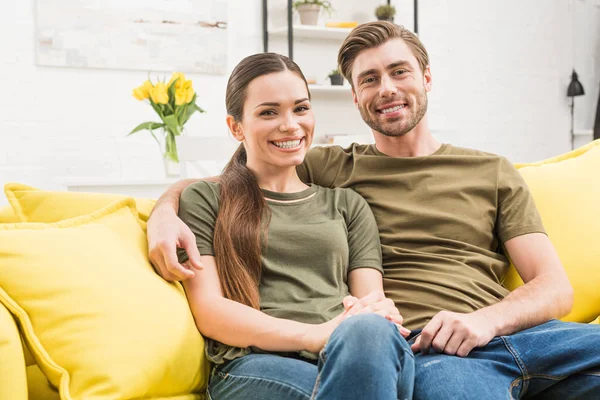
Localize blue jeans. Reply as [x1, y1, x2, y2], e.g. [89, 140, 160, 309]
[411, 319, 600, 399]
[207, 314, 415, 399]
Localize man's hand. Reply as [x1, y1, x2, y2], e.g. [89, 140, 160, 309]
[147, 206, 203, 281]
[342, 290, 410, 337]
[411, 310, 497, 357]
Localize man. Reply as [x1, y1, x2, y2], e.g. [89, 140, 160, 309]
[147, 22, 600, 398]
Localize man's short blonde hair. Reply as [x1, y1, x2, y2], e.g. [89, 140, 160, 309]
[338, 21, 430, 87]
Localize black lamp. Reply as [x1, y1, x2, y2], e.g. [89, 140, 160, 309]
[567, 69, 585, 149]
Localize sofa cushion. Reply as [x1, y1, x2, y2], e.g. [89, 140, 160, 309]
[0, 199, 209, 399]
[0, 205, 19, 223]
[504, 139, 600, 323]
[0, 303, 27, 400]
[4, 183, 156, 223]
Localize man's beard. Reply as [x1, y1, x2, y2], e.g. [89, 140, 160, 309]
[358, 89, 428, 137]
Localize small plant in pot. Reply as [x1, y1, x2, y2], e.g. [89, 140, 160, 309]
[328, 68, 344, 86]
[293, 0, 333, 26]
[375, 4, 396, 22]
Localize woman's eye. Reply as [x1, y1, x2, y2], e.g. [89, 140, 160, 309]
[260, 110, 276, 116]
[295, 105, 310, 112]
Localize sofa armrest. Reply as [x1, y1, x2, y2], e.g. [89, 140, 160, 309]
[0, 301, 28, 400]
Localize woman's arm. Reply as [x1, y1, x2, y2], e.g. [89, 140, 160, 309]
[183, 255, 344, 354]
[348, 268, 383, 299]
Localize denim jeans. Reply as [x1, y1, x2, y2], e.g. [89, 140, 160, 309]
[207, 314, 415, 400]
[410, 319, 600, 399]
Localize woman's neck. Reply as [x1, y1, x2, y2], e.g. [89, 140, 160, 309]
[246, 162, 308, 193]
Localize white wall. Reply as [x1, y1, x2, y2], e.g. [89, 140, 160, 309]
[1, 0, 599, 205]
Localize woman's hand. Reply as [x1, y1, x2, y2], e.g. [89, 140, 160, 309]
[343, 290, 411, 337]
[301, 312, 348, 354]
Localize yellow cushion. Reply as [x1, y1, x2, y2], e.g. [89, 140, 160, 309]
[4, 183, 156, 223]
[0, 199, 209, 399]
[0, 303, 28, 400]
[504, 140, 600, 323]
[0, 205, 19, 223]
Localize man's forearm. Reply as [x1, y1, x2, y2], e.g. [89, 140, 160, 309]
[476, 272, 573, 337]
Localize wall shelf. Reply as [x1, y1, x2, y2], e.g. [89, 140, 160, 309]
[308, 84, 351, 93]
[269, 25, 352, 40]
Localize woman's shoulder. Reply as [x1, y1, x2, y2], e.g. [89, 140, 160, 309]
[181, 180, 221, 206]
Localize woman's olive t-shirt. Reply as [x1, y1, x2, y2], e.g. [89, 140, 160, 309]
[177, 182, 382, 364]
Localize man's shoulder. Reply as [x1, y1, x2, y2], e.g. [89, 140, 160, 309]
[445, 144, 504, 159]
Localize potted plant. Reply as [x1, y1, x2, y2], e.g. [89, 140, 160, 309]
[328, 68, 344, 86]
[293, 0, 333, 26]
[129, 72, 205, 176]
[375, 4, 396, 22]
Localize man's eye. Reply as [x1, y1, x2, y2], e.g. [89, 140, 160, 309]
[394, 69, 407, 75]
[363, 77, 376, 84]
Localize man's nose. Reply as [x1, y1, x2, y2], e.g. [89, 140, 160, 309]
[379, 74, 398, 97]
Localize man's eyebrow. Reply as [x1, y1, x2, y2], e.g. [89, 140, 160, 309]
[255, 98, 309, 109]
[356, 60, 413, 82]
[387, 60, 411, 70]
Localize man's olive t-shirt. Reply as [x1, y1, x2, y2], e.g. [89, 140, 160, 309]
[177, 182, 382, 363]
[297, 143, 546, 330]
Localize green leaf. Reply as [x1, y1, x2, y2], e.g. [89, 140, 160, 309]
[128, 122, 164, 136]
[163, 115, 182, 136]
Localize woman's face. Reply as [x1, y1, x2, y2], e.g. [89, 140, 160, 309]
[232, 70, 315, 170]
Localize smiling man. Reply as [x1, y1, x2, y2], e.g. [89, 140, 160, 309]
[147, 21, 600, 398]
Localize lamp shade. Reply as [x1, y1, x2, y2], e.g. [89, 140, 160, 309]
[567, 70, 585, 97]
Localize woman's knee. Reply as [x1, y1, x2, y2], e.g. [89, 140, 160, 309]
[330, 314, 410, 355]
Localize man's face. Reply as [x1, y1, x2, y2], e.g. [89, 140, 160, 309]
[351, 38, 432, 137]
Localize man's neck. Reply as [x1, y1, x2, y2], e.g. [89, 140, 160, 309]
[373, 118, 441, 158]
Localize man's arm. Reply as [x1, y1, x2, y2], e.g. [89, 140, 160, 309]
[147, 178, 215, 281]
[412, 232, 573, 357]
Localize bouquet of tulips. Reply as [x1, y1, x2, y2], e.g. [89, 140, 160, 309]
[129, 72, 205, 163]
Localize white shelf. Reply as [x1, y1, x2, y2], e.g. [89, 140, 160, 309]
[269, 25, 352, 40]
[308, 84, 351, 93]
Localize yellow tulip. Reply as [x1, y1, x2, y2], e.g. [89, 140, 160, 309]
[149, 82, 169, 104]
[175, 81, 195, 105]
[132, 80, 153, 100]
[168, 72, 187, 89]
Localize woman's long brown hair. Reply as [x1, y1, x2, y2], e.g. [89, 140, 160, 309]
[214, 53, 310, 309]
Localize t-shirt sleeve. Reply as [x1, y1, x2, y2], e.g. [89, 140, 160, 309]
[496, 157, 546, 243]
[297, 146, 347, 188]
[343, 189, 383, 274]
[176, 181, 220, 264]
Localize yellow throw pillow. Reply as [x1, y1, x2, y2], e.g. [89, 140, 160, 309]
[504, 140, 600, 323]
[0, 199, 209, 399]
[4, 183, 156, 223]
[0, 303, 27, 400]
[0, 205, 19, 223]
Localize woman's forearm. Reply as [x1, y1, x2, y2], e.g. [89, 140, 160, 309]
[188, 294, 311, 352]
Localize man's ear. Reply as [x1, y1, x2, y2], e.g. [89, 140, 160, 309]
[226, 115, 244, 141]
[352, 88, 358, 108]
[423, 65, 432, 92]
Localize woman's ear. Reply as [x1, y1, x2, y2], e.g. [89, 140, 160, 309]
[226, 115, 244, 141]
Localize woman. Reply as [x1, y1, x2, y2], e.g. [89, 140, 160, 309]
[177, 53, 414, 400]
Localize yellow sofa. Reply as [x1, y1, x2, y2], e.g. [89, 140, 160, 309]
[1, 140, 599, 399]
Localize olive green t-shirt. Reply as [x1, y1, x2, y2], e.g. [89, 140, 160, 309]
[296, 143, 546, 330]
[177, 182, 382, 364]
